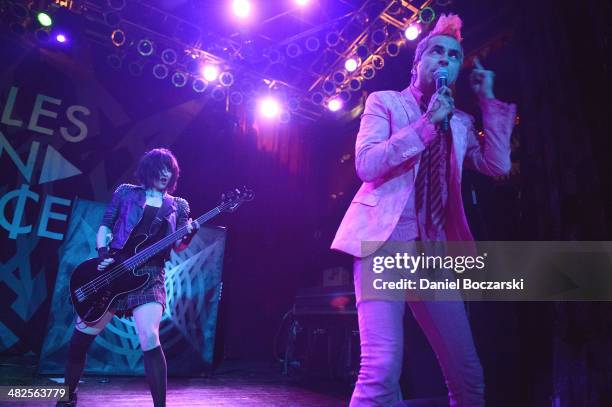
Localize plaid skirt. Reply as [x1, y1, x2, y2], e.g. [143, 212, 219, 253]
[110, 264, 166, 318]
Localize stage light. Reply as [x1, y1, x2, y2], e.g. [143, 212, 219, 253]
[232, 0, 251, 19]
[328, 98, 342, 112]
[106, 54, 122, 70]
[128, 61, 143, 76]
[160, 49, 177, 65]
[108, 0, 126, 11]
[55, 33, 67, 43]
[288, 97, 300, 112]
[211, 86, 226, 101]
[311, 92, 324, 105]
[372, 55, 385, 70]
[356, 44, 369, 60]
[332, 70, 347, 85]
[202, 64, 219, 81]
[362, 65, 376, 80]
[322, 80, 336, 95]
[305, 36, 320, 52]
[279, 111, 291, 124]
[345, 58, 358, 72]
[103, 11, 120, 27]
[286, 43, 301, 58]
[371, 28, 387, 45]
[219, 71, 234, 87]
[152, 64, 169, 79]
[266, 48, 281, 64]
[137, 39, 154, 56]
[348, 77, 362, 92]
[192, 78, 208, 93]
[295, 0, 309, 5]
[404, 24, 420, 41]
[35, 28, 50, 42]
[230, 91, 244, 105]
[36, 12, 53, 27]
[260, 98, 280, 118]
[338, 90, 351, 103]
[325, 31, 340, 47]
[171, 72, 187, 87]
[386, 42, 400, 57]
[111, 29, 126, 47]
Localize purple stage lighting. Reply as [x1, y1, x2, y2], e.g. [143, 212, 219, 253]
[232, 0, 251, 19]
[328, 98, 342, 112]
[202, 64, 219, 81]
[55, 33, 67, 43]
[345, 58, 358, 72]
[259, 98, 280, 119]
[295, 0, 310, 5]
[404, 24, 420, 41]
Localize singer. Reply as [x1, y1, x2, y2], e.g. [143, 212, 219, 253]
[331, 14, 516, 406]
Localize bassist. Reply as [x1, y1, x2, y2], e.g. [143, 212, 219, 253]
[58, 148, 199, 407]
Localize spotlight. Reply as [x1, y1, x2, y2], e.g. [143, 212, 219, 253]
[356, 44, 369, 60]
[152, 64, 169, 79]
[202, 64, 219, 81]
[230, 91, 244, 105]
[219, 71, 234, 87]
[332, 70, 347, 85]
[295, 0, 310, 5]
[386, 42, 400, 57]
[279, 111, 291, 124]
[348, 77, 362, 92]
[286, 43, 301, 58]
[111, 29, 126, 46]
[418, 7, 436, 24]
[338, 90, 351, 103]
[171, 72, 187, 87]
[259, 98, 280, 118]
[362, 65, 376, 80]
[192, 78, 208, 93]
[161, 49, 177, 65]
[267, 48, 281, 64]
[128, 61, 143, 76]
[305, 36, 320, 52]
[372, 55, 385, 70]
[137, 39, 154, 56]
[103, 11, 120, 27]
[311, 92, 324, 105]
[211, 86, 225, 101]
[345, 58, 359, 72]
[106, 54, 122, 70]
[108, 0, 126, 11]
[55, 33, 67, 43]
[327, 97, 342, 112]
[322, 80, 336, 95]
[371, 28, 387, 45]
[35, 29, 50, 42]
[404, 24, 420, 41]
[325, 31, 340, 47]
[36, 12, 53, 27]
[288, 97, 300, 112]
[232, 0, 251, 19]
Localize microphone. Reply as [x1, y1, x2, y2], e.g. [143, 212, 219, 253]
[434, 67, 449, 132]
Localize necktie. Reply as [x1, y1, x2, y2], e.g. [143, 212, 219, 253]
[415, 100, 448, 241]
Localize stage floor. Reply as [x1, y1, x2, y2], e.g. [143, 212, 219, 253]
[1, 357, 349, 406]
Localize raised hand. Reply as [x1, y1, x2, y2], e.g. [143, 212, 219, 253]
[470, 57, 495, 100]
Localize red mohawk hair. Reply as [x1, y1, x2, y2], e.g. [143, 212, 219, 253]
[429, 13, 463, 42]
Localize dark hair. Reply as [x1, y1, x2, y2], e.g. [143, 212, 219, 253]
[135, 148, 180, 193]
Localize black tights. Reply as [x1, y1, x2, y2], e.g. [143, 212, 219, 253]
[143, 345, 167, 407]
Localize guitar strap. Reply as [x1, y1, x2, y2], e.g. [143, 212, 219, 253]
[148, 195, 173, 236]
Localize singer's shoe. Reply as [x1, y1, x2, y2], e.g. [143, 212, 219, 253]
[56, 391, 77, 407]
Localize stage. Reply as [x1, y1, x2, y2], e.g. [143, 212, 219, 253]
[1, 356, 347, 406]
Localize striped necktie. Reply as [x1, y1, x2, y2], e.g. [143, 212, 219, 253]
[415, 100, 449, 241]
